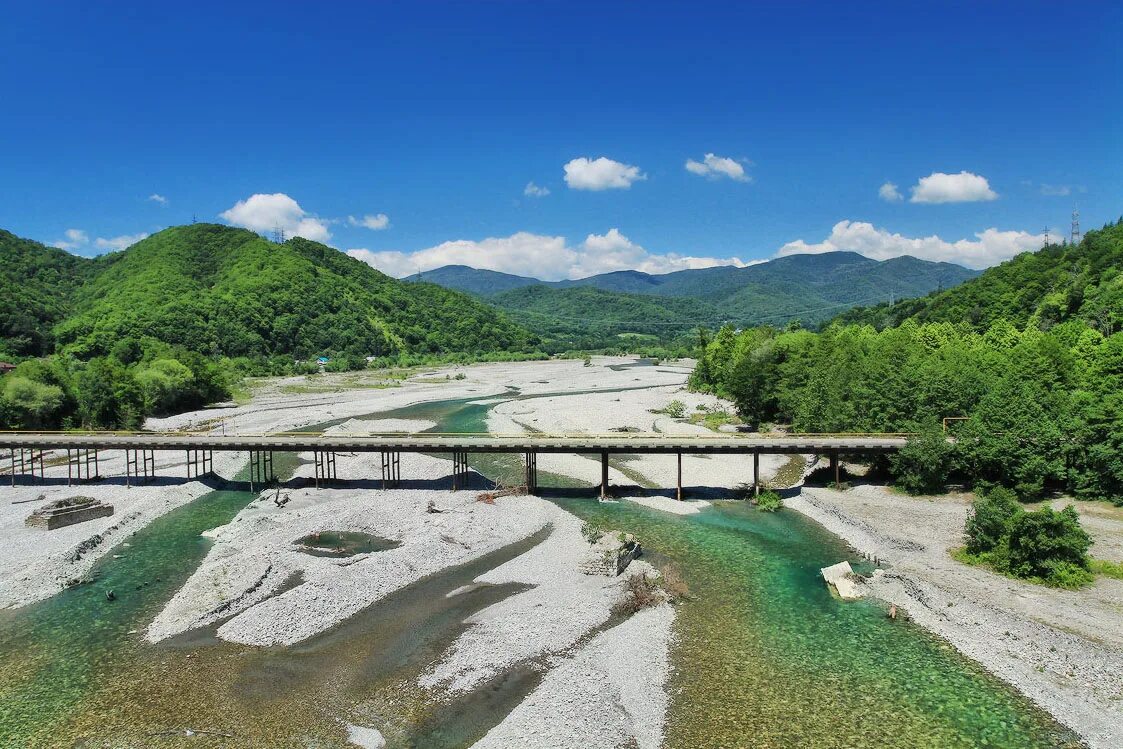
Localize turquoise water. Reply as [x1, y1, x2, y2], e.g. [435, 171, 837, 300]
[0, 388, 1081, 747]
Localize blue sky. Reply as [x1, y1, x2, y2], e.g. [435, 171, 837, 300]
[1, 1, 1119, 278]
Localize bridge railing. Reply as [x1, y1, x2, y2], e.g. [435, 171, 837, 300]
[0, 429, 917, 441]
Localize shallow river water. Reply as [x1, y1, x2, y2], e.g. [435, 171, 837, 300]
[0, 390, 1081, 748]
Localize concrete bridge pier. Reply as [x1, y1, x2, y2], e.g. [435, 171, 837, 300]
[600, 450, 609, 499]
[314, 450, 337, 488]
[753, 450, 760, 497]
[248, 450, 274, 493]
[676, 452, 683, 501]
[125, 449, 155, 487]
[380, 450, 400, 489]
[524, 451, 538, 494]
[830, 450, 840, 488]
[9, 448, 45, 486]
[67, 449, 99, 486]
[451, 450, 469, 491]
[186, 449, 214, 480]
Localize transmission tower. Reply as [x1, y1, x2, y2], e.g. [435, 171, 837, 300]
[1071, 207, 1081, 245]
[1042, 226, 1050, 246]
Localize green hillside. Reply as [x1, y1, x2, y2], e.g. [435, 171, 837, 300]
[0, 230, 113, 358]
[489, 285, 719, 350]
[836, 220, 1123, 331]
[52, 224, 533, 360]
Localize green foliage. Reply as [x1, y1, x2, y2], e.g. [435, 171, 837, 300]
[581, 520, 606, 544]
[962, 491, 1093, 588]
[964, 487, 1022, 555]
[662, 399, 686, 419]
[1090, 558, 1123, 580]
[890, 422, 955, 494]
[754, 490, 784, 512]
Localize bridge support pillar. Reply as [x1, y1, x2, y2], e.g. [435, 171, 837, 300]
[67, 449, 99, 486]
[676, 452, 683, 501]
[125, 449, 155, 487]
[186, 449, 214, 480]
[248, 451, 274, 493]
[9, 448, 45, 486]
[753, 450, 760, 497]
[600, 450, 609, 499]
[452, 450, 469, 491]
[314, 450, 337, 488]
[524, 451, 538, 494]
[381, 450, 400, 489]
[830, 450, 840, 488]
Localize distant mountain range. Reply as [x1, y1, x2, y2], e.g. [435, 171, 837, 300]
[412, 253, 979, 340]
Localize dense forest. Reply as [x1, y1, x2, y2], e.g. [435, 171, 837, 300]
[692, 220, 1123, 506]
[0, 224, 537, 430]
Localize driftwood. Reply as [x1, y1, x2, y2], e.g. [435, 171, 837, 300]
[476, 480, 529, 504]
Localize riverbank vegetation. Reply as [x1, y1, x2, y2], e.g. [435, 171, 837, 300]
[957, 487, 1094, 588]
[691, 220, 1123, 506]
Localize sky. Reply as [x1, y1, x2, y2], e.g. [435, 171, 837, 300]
[1, 1, 1120, 280]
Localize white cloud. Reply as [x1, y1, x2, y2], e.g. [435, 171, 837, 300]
[524, 182, 550, 197]
[684, 153, 749, 182]
[1039, 183, 1071, 197]
[347, 229, 748, 281]
[148, 193, 168, 205]
[777, 220, 1055, 269]
[53, 228, 89, 251]
[878, 182, 903, 202]
[95, 232, 149, 251]
[563, 157, 646, 191]
[909, 171, 998, 204]
[219, 192, 331, 242]
[347, 213, 390, 231]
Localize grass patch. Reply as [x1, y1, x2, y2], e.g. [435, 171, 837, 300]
[687, 406, 739, 431]
[769, 454, 806, 489]
[1090, 558, 1123, 580]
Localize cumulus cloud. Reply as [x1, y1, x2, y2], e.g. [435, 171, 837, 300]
[563, 157, 646, 191]
[776, 220, 1054, 269]
[53, 228, 89, 251]
[347, 229, 748, 280]
[524, 182, 550, 197]
[909, 171, 998, 204]
[685, 153, 749, 182]
[148, 193, 168, 205]
[348, 213, 390, 230]
[219, 193, 331, 242]
[878, 182, 903, 202]
[95, 232, 149, 251]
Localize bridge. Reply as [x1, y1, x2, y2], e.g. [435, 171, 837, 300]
[1, 431, 909, 498]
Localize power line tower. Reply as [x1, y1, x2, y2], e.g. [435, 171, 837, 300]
[1071, 207, 1081, 245]
[1042, 226, 1050, 246]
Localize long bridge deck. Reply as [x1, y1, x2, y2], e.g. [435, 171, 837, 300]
[2, 431, 909, 497]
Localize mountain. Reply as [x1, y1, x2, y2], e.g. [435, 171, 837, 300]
[488, 285, 719, 350]
[419, 252, 978, 337]
[835, 220, 1123, 330]
[416, 265, 540, 295]
[1, 224, 534, 362]
[0, 230, 115, 358]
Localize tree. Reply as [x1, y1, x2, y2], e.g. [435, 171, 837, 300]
[964, 487, 1021, 555]
[1006, 505, 1092, 584]
[890, 422, 954, 494]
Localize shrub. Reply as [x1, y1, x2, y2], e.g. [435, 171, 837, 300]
[964, 487, 1022, 555]
[581, 520, 605, 544]
[662, 399, 686, 419]
[890, 422, 954, 494]
[754, 490, 783, 512]
[1006, 505, 1092, 582]
[613, 572, 666, 616]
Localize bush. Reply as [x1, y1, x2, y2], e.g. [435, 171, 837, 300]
[754, 490, 783, 512]
[890, 422, 954, 494]
[612, 572, 667, 616]
[1006, 505, 1092, 582]
[662, 399, 686, 419]
[964, 487, 1022, 555]
[581, 520, 606, 544]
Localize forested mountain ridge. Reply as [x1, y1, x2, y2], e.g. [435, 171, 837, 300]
[0, 230, 115, 358]
[417, 251, 978, 334]
[692, 218, 1123, 505]
[14, 224, 534, 361]
[836, 220, 1123, 332]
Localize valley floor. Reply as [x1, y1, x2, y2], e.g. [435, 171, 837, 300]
[1, 357, 1120, 747]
